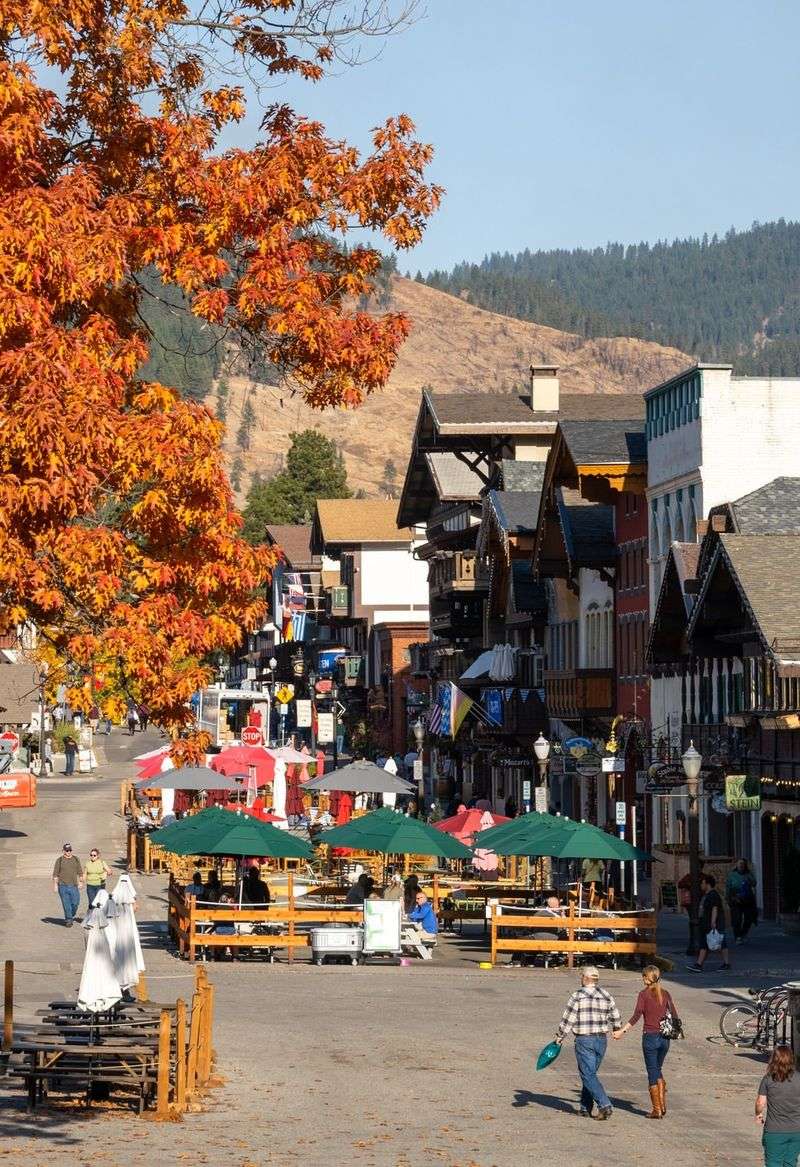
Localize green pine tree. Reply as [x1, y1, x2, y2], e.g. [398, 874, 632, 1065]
[216, 379, 229, 424]
[236, 395, 256, 451]
[230, 454, 244, 492]
[241, 429, 351, 542]
[380, 458, 398, 498]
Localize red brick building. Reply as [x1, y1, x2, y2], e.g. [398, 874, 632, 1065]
[370, 622, 430, 756]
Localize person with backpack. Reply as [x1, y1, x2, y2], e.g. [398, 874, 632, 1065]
[613, 964, 681, 1119]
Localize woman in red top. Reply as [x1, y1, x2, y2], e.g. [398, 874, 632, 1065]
[614, 965, 678, 1119]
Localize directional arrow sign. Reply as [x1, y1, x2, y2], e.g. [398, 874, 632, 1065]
[335, 701, 346, 718]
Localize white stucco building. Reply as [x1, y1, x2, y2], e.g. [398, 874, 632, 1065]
[646, 364, 800, 607]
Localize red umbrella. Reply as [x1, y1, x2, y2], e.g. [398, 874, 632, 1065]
[211, 746, 274, 787]
[285, 764, 305, 817]
[315, 749, 326, 779]
[221, 801, 285, 824]
[435, 807, 510, 846]
[135, 752, 169, 780]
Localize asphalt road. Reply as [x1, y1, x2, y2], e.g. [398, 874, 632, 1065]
[0, 734, 793, 1166]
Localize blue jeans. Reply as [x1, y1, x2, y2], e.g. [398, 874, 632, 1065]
[642, 1033, 670, 1086]
[86, 883, 105, 909]
[64, 751, 75, 775]
[574, 1034, 611, 1111]
[58, 882, 80, 921]
[763, 1132, 800, 1166]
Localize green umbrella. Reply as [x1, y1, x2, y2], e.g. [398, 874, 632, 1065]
[151, 807, 313, 859]
[475, 811, 571, 850]
[482, 817, 649, 861]
[318, 807, 472, 860]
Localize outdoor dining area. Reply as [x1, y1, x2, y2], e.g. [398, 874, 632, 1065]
[124, 745, 659, 971]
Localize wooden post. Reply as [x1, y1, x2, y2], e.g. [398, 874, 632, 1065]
[120, 780, 127, 817]
[188, 892, 196, 962]
[155, 1008, 172, 1118]
[127, 828, 136, 872]
[143, 833, 151, 874]
[287, 872, 295, 965]
[490, 905, 497, 967]
[175, 998, 187, 1112]
[432, 874, 440, 915]
[199, 983, 214, 1085]
[3, 960, 13, 1051]
[567, 902, 575, 970]
[186, 991, 203, 1097]
[135, 974, 148, 1002]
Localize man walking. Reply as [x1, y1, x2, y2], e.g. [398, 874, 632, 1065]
[52, 843, 83, 926]
[687, 873, 731, 971]
[554, 966, 622, 1120]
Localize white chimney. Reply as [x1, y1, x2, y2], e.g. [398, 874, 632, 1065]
[529, 365, 559, 412]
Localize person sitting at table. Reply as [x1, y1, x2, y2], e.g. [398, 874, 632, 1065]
[403, 874, 421, 915]
[384, 873, 404, 902]
[242, 865, 270, 907]
[408, 891, 438, 938]
[204, 870, 222, 903]
[184, 870, 205, 898]
[346, 873, 373, 904]
[210, 892, 237, 960]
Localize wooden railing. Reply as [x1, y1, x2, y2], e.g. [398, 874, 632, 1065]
[429, 552, 489, 598]
[489, 903, 657, 968]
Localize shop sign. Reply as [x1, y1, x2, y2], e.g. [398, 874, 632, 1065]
[534, 787, 547, 812]
[317, 712, 335, 743]
[563, 736, 594, 757]
[295, 700, 312, 728]
[725, 774, 761, 812]
[602, 756, 626, 773]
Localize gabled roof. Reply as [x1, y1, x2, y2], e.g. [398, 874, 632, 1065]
[558, 419, 646, 466]
[489, 491, 540, 537]
[314, 499, 413, 549]
[688, 534, 800, 670]
[425, 452, 484, 501]
[427, 391, 645, 432]
[0, 663, 39, 725]
[646, 542, 699, 665]
[556, 488, 615, 568]
[264, 525, 319, 570]
[511, 561, 547, 615]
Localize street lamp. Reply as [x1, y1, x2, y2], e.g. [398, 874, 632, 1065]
[682, 740, 703, 955]
[412, 717, 425, 815]
[533, 733, 550, 810]
[37, 670, 48, 779]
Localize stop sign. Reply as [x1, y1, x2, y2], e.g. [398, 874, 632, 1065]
[241, 726, 263, 747]
[0, 730, 19, 753]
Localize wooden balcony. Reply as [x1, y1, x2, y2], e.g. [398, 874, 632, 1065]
[428, 552, 489, 600]
[544, 668, 614, 719]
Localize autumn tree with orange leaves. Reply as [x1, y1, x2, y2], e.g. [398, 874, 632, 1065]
[0, 0, 440, 728]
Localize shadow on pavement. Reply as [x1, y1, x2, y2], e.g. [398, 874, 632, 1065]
[512, 1089, 575, 1112]
[40, 916, 71, 927]
[0, 1096, 89, 1145]
[0, 828, 26, 839]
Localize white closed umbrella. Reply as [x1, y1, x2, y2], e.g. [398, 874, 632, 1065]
[107, 874, 145, 991]
[77, 890, 122, 1013]
[382, 756, 398, 808]
[272, 758, 288, 828]
[503, 643, 515, 680]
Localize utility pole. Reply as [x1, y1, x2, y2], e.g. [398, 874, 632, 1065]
[331, 680, 339, 770]
[37, 670, 48, 779]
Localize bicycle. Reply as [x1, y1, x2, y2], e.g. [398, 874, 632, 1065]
[719, 984, 790, 1049]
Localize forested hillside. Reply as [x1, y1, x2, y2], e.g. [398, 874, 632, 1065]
[422, 219, 800, 375]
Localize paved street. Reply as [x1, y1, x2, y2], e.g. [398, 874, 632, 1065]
[0, 739, 795, 1166]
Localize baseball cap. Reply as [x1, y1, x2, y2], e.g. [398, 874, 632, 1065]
[582, 965, 601, 980]
[63, 843, 72, 851]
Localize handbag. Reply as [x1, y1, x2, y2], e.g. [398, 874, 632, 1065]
[659, 998, 684, 1040]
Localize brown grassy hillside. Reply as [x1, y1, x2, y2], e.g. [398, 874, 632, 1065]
[217, 276, 690, 498]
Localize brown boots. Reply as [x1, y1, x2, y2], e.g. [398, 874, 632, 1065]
[647, 1084, 663, 1119]
[658, 1078, 667, 1116]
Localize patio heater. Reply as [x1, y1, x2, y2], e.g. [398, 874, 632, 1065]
[682, 740, 703, 955]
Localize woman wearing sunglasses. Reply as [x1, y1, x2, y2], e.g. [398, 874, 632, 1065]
[85, 848, 112, 909]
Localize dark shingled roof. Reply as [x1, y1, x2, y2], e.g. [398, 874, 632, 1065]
[490, 491, 540, 536]
[713, 535, 800, 653]
[511, 561, 547, 614]
[559, 419, 646, 466]
[0, 663, 39, 725]
[501, 461, 546, 491]
[427, 391, 646, 430]
[265, 525, 319, 569]
[557, 488, 615, 565]
[730, 478, 800, 534]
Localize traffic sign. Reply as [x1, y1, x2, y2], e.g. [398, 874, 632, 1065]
[0, 730, 19, 754]
[522, 780, 531, 802]
[241, 725, 263, 747]
[274, 685, 294, 704]
[615, 801, 627, 826]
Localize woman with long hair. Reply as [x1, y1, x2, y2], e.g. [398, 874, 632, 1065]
[756, 1045, 800, 1166]
[613, 964, 679, 1119]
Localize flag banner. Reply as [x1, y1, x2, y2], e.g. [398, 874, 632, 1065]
[427, 685, 445, 735]
[291, 611, 307, 641]
[281, 608, 294, 642]
[520, 689, 530, 702]
[482, 688, 504, 726]
[450, 683, 473, 737]
[504, 687, 515, 700]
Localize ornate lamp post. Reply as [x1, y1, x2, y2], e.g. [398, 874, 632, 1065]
[412, 717, 425, 815]
[533, 733, 550, 810]
[682, 740, 703, 955]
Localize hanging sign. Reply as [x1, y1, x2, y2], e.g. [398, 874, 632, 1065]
[295, 700, 312, 728]
[615, 801, 627, 826]
[534, 786, 547, 813]
[317, 712, 335, 744]
[563, 736, 594, 757]
[725, 774, 761, 812]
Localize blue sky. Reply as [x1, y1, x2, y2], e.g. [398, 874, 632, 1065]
[228, 0, 800, 273]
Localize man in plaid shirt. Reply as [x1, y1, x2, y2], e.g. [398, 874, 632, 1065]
[555, 966, 621, 1120]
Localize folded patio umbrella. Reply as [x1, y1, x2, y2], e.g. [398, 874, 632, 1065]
[77, 891, 122, 1013]
[151, 806, 313, 859]
[134, 766, 240, 792]
[318, 807, 472, 859]
[267, 745, 313, 765]
[106, 875, 145, 992]
[304, 760, 415, 795]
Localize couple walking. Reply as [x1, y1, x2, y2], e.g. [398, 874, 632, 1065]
[554, 965, 678, 1120]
